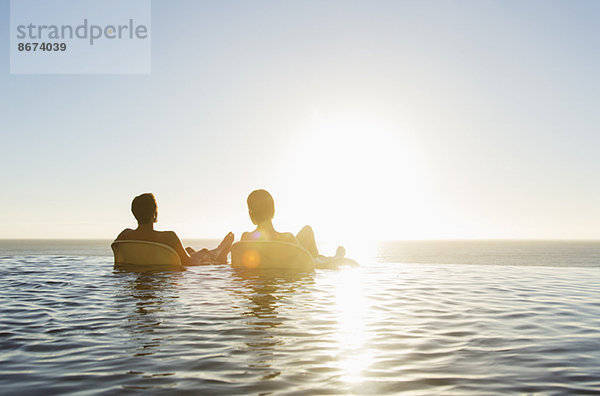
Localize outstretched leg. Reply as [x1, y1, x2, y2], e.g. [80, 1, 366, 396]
[189, 232, 234, 264]
[296, 225, 319, 257]
[210, 232, 235, 263]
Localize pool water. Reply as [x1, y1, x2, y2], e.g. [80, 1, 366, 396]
[1, 249, 599, 394]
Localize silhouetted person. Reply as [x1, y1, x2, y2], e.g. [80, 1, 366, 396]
[115, 193, 234, 265]
[241, 189, 346, 262]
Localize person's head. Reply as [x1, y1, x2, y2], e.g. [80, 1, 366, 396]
[131, 193, 158, 225]
[247, 189, 275, 225]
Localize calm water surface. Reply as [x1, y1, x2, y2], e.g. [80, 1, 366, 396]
[1, 241, 599, 394]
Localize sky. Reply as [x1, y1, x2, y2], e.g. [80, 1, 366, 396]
[1, 0, 599, 242]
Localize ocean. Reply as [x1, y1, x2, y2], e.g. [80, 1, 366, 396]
[1, 240, 599, 394]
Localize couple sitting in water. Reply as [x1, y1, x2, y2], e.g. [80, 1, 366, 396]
[115, 189, 347, 266]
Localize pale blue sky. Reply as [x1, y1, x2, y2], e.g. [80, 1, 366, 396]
[1, 0, 599, 241]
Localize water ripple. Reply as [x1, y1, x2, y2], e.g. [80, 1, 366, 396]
[1, 257, 600, 394]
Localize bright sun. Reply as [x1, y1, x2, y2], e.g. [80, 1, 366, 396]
[275, 113, 434, 251]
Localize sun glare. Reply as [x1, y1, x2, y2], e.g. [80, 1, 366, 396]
[278, 113, 434, 245]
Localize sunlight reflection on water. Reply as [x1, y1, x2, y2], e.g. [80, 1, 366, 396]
[331, 269, 371, 383]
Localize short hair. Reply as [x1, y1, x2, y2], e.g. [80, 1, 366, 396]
[131, 193, 157, 224]
[247, 189, 275, 223]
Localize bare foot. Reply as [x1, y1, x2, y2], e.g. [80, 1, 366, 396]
[215, 232, 235, 263]
[335, 246, 346, 259]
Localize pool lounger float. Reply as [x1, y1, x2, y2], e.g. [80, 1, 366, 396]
[111, 240, 184, 270]
[231, 240, 315, 270]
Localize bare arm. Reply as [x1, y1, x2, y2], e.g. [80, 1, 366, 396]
[164, 231, 192, 266]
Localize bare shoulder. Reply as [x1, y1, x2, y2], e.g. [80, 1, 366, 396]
[241, 231, 251, 241]
[153, 231, 183, 252]
[115, 228, 134, 241]
[280, 232, 298, 244]
[159, 230, 179, 243]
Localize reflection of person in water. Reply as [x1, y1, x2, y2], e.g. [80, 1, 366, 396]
[241, 189, 356, 267]
[231, 269, 314, 376]
[115, 193, 234, 265]
[233, 270, 311, 326]
[113, 268, 184, 358]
